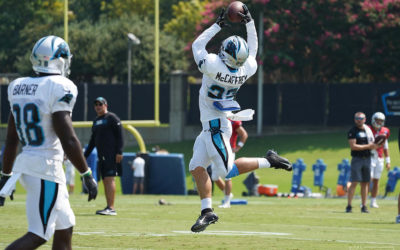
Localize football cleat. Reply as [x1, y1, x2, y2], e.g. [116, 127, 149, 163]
[191, 211, 219, 233]
[218, 202, 231, 208]
[266, 150, 292, 171]
[346, 205, 352, 213]
[96, 207, 117, 216]
[396, 215, 400, 224]
[370, 201, 379, 208]
[361, 205, 369, 213]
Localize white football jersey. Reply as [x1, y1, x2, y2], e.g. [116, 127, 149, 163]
[192, 21, 258, 122]
[8, 75, 77, 168]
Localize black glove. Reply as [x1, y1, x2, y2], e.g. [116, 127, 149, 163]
[82, 170, 98, 202]
[0, 175, 11, 206]
[238, 4, 252, 23]
[215, 9, 228, 28]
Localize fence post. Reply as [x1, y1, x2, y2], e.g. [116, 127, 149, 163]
[169, 70, 187, 142]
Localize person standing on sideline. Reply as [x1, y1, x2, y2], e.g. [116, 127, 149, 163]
[0, 35, 97, 249]
[189, 5, 292, 233]
[84, 97, 124, 216]
[63, 155, 76, 194]
[346, 112, 379, 213]
[368, 112, 390, 208]
[131, 153, 145, 194]
[214, 120, 248, 208]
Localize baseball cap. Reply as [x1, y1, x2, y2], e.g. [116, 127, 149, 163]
[94, 97, 107, 105]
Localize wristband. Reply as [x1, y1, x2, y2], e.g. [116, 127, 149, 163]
[237, 141, 244, 147]
[80, 169, 92, 177]
[0, 171, 12, 177]
[385, 157, 391, 164]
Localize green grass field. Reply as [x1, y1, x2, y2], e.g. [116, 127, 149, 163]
[2, 129, 400, 249]
[1, 194, 399, 249]
[128, 129, 400, 198]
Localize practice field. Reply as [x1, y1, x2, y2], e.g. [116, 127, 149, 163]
[128, 129, 400, 197]
[0, 194, 399, 249]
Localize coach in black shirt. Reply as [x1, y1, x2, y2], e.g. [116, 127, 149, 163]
[346, 112, 378, 213]
[84, 97, 124, 216]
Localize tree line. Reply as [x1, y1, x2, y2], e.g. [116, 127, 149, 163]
[1, 0, 399, 84]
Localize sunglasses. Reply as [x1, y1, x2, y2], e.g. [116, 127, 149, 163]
[94, 103, 103, 106]
[355, 117, 365, 120]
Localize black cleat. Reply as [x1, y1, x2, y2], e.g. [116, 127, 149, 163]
[266, 150, 292, 171]
[361, 205, 369, 213]
[346, 205, 352, 213]
[191, 211, 219, 233]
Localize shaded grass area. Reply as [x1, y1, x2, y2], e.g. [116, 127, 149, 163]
[0, 194, 399, 249]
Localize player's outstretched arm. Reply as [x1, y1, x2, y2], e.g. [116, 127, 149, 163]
[52, 111, 97, 201]
[0, 114, 19, 206]
[215, 8, 228, 28]
[240, 4, 258, 58]
[192, 9, 224, 66]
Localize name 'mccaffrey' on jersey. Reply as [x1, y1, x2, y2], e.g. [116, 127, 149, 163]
[192, 21, 258, 122]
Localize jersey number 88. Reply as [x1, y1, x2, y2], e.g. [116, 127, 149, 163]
[12, 103, 44, 146]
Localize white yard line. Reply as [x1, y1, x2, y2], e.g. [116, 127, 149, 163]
[74, 230, 400, 247]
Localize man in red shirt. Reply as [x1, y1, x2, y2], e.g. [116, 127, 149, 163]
[368, 112, 391, 208]
[213, 120, 248, 208]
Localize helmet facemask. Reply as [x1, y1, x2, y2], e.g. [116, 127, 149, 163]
[371, 112, 385, 129]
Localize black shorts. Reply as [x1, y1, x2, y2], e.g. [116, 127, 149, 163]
[133, 176, 144, 185]
[350, 157, 371, 182]
[97, 155, 122, 179]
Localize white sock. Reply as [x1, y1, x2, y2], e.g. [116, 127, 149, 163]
[201, 198, 212, 211]
[371, 198, 376, 203]
[224, 194, 231, 204]
[257, 158, 271, 168]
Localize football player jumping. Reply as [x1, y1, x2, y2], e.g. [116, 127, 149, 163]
[189, 5, 292, 233]
[0, 36, 97, 249]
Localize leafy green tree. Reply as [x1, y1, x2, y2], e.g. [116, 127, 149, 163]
[164, 0, 208, 44]
[350, 0, 400, 82]
[4, 1, 190, 83]
[98, 0, 180, 27]
[195, 0, 400, 83]
[254, 0, 400, 83]
[255, 0, 357, 83]
[70, 0, 103, 23]
[0, 1, 64, 73]
[67, 15, 187, 83]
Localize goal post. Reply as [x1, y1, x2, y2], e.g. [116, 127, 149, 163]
[72, 120, 161, 153]
[67, 0, 162, 153]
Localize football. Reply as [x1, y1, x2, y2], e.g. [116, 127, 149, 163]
[227, 1, 245, 23]
[374, 134, 387, 145]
